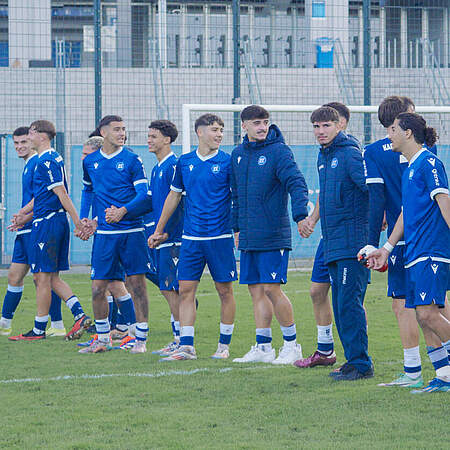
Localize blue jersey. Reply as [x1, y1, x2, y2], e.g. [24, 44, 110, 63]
[20, 153, 38, 231]
[402, 149, 449, 268]
[82, 146, 150, 232]
[171, 149, 232, 239]
[150, 152, 183, 243]
[33, 149, 68, 219]
[364, 137, 437, 237]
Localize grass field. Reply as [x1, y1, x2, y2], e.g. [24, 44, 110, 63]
[0, 270, 448, 449]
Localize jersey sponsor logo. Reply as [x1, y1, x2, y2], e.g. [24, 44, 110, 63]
[382, 143, 392, 151]
[431, 263, 438, 274]
[211, 164, 220, 174]
[419, 292, 426, 301]
[390, 255, 396, 265]
[48, 170, 54, 182]
[409, 169, 414, 180]
[258, 156, 267, 166]
[94, 162, 99, 169]
[38, 242, 45, 250]
[271, 272, 277, 279]
[427, 157, 436, 167]
[331, 157, 338, 169]
[55, 156, 63, 162]
[44, 161, 51, 168]
[189, 164, 194, 171]
[431, 168, 440, 186]
[116, 162, 125, 171]
[237, 156, 241, 164]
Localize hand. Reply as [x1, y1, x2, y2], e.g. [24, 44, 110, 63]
[148, 231, 168, 248]
[366, 248, 389, 270]
[105, 205, 126, 224]
[357, 244, 377, 267]
[74, 220, 93, 241]
[81, 218, 97, 237]
[297, 216, 315, 238]
[234, 232, 239, 249]
[8, 211, 30, 231]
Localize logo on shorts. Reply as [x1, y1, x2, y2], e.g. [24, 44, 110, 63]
[116, 162, 124, 171]
[280, 249, 284, 256]
[237, 156, 241, 164]
[31, 264, 35, 270]
[419, 292, 426, 301]
[38, 242, 45, 250]
[427, 158, 436, 167]
[390, 255, 396, 265]
[94, 162, 99, 169]
[258, 156, 267, 166]
[172, 257, 179, 266]
[271, 272, 277, 280]
[409, 169, 414, 180]
[431, 263, 438, 274]
[230, 271, 235, 277]
[211, 164, 220, 174]
[44, 161, 51, 168]
[90, 268, 95, 278]
[189, 164, 194, 172]
[331, 158, 338, 169]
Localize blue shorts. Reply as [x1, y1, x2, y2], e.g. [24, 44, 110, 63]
[387, 244, 407, 299]
[30, 212, 70, 273]
[155, 243, 181, 291]
[91, 230, 151, 281]
[240, 249, 289, 285]
[311, 239, 330, 284]
[405, 259, 449, 309]
[12, 231, 32, 265]
[178, 237, 237, 283]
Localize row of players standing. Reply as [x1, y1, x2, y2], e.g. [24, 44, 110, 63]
[1, 100, 449, 392]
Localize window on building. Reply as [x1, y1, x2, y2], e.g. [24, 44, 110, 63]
[312, 1, 325, 18]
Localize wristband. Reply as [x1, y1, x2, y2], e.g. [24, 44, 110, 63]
[383, 241, 394, 253]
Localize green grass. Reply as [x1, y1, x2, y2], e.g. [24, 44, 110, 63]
[0, 271, 448, 449]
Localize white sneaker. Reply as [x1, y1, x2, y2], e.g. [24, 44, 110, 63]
[129, 340, 147, 354]
[272, 342, 303, 365]
[233, 345, 275, 363]
[211, 343, 230, 359]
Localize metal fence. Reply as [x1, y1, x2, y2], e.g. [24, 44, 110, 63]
[1, 0, 449, 264]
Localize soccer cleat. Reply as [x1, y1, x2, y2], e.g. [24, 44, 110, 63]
[233, 345, 276, 363]
[110, 328, 128, 342]
[160, 345, 197, 361]
[330, 364, 374, 381]
[411, 377, 450, 394]
[78, 339, 112, 354]
[8, 329, 46, 341]
[46, 327, 67, 337]
[377, 373, 424, 388]
[65, 315, 92, 341]
[129, 340, 147, 354]
[0, 318, 12, 336]
[272, 343, 303, 365]
[294, 350, 337, 368]
[117, 335, 136, 350]
[77, 335, 98, 347]
[152, 341, 179, 355]
[211, 343, 230, 359]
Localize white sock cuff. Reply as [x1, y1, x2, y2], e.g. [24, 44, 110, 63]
[256, 328, 272, 338]
[181, 326, 195, 337]
[170, 314, 174, 322]
[117, 294, 132, 302]
[66, 296, 79, 309]
[107, 295, 114, 303]
[35, 315, 49, 323]
[51, 320, 64, 329]
[7, 285, 24, 293]
[174, 321, 180, 331]
[220, 322, 235, 335]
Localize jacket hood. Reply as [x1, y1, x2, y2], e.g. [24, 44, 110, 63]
[321, 131, 360, 154]
[242, 124, 285, 150]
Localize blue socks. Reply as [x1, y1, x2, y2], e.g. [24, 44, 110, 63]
[1, 285, 23, 319]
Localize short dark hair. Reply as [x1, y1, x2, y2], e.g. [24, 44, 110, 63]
[149, 120, 178, 143]
[240, 105, 270, 122]
[29, 120, 56, 140]
[13, 126, 29, 137]
[310, 106, 339, 124]
[378, 96, 414, 128]
[323, 102, 350, 123]
[396, 112, 438, 148]
[194, 113, 224, 133]
[91, 115, 123, 137]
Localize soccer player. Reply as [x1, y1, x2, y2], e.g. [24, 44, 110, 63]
[8, 120, 91, 341]
[0, 127, 66, 337]
[296, 102, 352, 368]
[80, 115, 152, 354]
[367, 112, 450, 393]
[309, 106, 373, 380]
[231, 105, 308, 365]
[360, 96, 449, 388]
[149, 113, 237, 361]
[146, 120, 184, 356]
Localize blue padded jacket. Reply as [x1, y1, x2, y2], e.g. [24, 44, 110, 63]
[318, 131, 368, 264]
[231, 124, 308, 251]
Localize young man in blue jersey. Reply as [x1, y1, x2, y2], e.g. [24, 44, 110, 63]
[296, 102, 352, 368]
[146, 120, 184, 356]
[0, 127, 68, 337]
[360, 96, 449, 388]
[231, 105, 309, 365]
[368, 112, 450, 393]
[309, 106, 373, 380]
[80, 115, 152, 354]
[149, 113, 237, 361]
[9, 120, 92, 341]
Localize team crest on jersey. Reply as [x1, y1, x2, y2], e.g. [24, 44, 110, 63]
[409, 169, 414, 179]
[427, 158, 436, 167]
[93, 162, 98, 170]
[44, 161, 51, 168]
[159, 171, 163, 178]
[390, 255, 396, 265]
[237, 156, 241, 164]
[189, 164, 194, 171]
[419, 292, 426, 301]
[331, 157, 338, 168]
[116, 162, 124, 171]
[431, 263, 438, 274]
[258, 156, 267, 166]
[211, 164, 220, 174]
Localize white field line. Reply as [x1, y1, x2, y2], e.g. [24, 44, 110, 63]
[0, 365, 279, 385]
